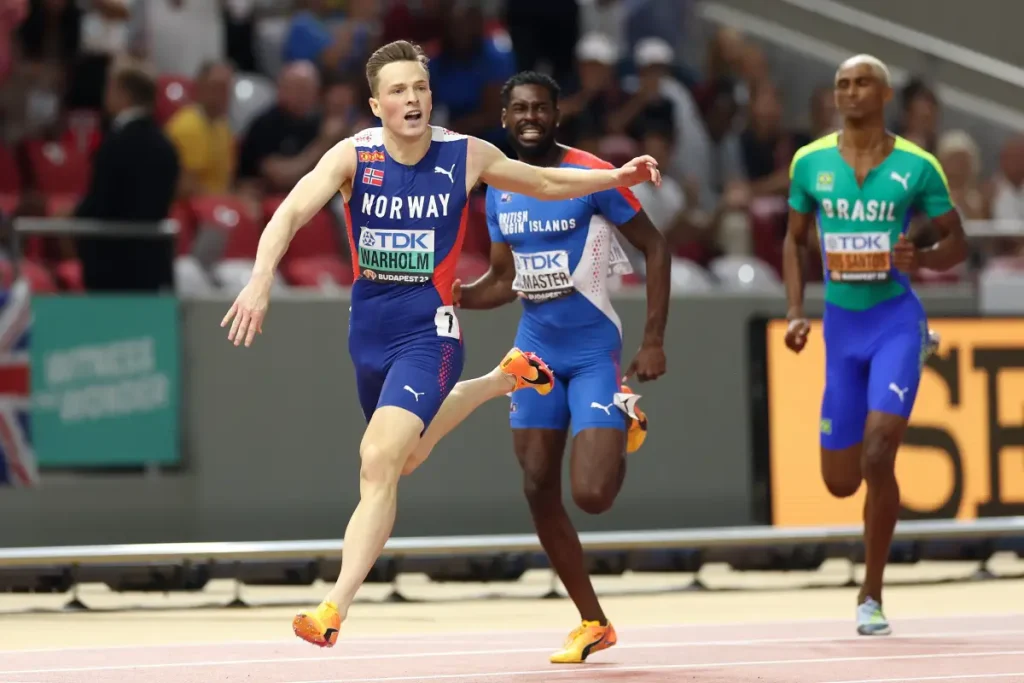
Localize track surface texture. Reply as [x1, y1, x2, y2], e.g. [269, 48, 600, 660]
[2, 559, 1023, 683]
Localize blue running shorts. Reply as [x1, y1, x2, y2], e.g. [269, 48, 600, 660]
[820, 292, 928, 450]
[509, 320, 626, 436]
[349, 334, 463, 430]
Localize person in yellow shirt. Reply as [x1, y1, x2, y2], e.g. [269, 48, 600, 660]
[165, 61, 236, 197]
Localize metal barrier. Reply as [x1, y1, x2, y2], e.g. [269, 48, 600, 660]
[13, 217, 179, 239]
[776, 0, 1024, 89]
[4, 517, 1024, 567]
[3, 518, 1023, 608]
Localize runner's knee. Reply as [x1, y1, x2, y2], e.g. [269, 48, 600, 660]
[523, 468, 559, 508]
[823, 473, 861, 499]
[821, 447, 862, 498]
[861, 427, 898, 483]
[572, 480, 616, 515]
[569, 429, 624, 514]
[359, 441, 404, 487]
[570, 457, 621, 515]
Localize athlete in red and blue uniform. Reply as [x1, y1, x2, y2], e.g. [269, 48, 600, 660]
[221, 43, 663, 648]
[344, 125, 471, 428]
[411, 72, 669, 663]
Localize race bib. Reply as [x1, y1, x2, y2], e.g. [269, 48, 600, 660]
[512, 249, 575, 302]
[823, 231, 891, 283]
[607, 232, 634, 277]
[358, 227, 434, 284]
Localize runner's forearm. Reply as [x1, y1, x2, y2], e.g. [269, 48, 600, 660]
[251, 217, 297, 281]
[640, 234, 670, 346]
[916, 233, 969, 271]
[782, 229, 806, 317]
[459, 273, 517, 310]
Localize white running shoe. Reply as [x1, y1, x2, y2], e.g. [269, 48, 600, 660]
[857, 597, 892, 636]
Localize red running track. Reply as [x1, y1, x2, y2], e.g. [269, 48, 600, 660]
[1, 614, 1024, 683]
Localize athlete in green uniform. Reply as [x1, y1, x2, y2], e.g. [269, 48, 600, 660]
[782, 55, 968, 636]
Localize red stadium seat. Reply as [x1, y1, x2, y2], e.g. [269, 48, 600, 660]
[282, 255, 354, 288]
[155, 74, 194, 125]
[18, 259, 58, 293]
[169, 200, 197, 256]
[0, 144, 21, 194]
[24, 139, 90, 197]
[44, 193, 79, 217]
[621, 272, 644, 287]
[63, 109, 103, 157]
[54, 259, 84, 291]
[748, 198, 788, 277]
[0, 193, 19, 216]
[262, 196, 353, 287]
[461, 195, 491, 258]
[455, 253, 490, 282]
[189, 194, 262, 260]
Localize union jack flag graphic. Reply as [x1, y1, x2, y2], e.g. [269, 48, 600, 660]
[0, 278, 37, 487]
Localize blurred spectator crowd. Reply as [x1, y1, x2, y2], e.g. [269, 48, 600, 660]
[0, 0, 1022, 296]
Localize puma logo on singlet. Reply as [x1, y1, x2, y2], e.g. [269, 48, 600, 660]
[890, 171, 910, 191]
[590, 401, 614, 415]
[888, 383, 908, 402]
[404, 385, 424, 402]
[434, 163, 456, 184]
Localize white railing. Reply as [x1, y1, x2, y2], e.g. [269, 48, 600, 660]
[776, 0, 1024, 89]
[698, 3, 1024, 132]
[1, 517, 1022, 568]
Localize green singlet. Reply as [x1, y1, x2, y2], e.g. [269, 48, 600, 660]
[788, 132, 954, 311]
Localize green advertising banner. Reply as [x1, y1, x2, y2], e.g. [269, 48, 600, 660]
[30, 295, 180, 467]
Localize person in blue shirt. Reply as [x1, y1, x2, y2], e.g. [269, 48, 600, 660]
[426, 1, 515, 146]
[408, 71, 670, 664]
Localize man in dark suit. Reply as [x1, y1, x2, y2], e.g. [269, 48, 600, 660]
[75, 58, 180, 292]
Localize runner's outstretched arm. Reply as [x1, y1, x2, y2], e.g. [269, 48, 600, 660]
[222, 139, 355, 346]
[469, 137, 660, 200]
[250, 140, 355, 280]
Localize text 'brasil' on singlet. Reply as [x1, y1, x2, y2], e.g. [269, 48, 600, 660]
[486, 147, 640, 336]
[345, 126, 469, 339]
[788, 133, 954, 311]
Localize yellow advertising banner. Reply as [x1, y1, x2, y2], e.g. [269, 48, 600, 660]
[765, 318, 1024, 527]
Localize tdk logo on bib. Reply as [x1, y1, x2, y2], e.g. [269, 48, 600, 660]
[824, 233, 889, 252]
[362, 230, 433, 251]
[823, 231, 892, 283]
[358, 228, 435, 284]
[517, 252, 567, 271]
[512, 249, 575, 303]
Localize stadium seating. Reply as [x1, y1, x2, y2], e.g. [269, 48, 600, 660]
[0, 144, 20, 199]
[174, 255, 217, 296]
[230, 72, 277, 135]
[669, 257, 716, 292]
[262, 196, 353, 287]
[709, 254, 784, 293]
[155, 74, 194, 125]
[0, 258, 57, 293]
[189, 194, 263, 261]
[24, 139, 90, 198]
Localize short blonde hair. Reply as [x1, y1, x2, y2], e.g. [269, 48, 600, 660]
[836, 54, 891, 87]
[365, 40, 429, 96]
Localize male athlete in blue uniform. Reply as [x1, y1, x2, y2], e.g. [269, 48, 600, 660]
[784, 55, 968, 636]
[220, 41, 661, 648]
[403, 71, 669, 663]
